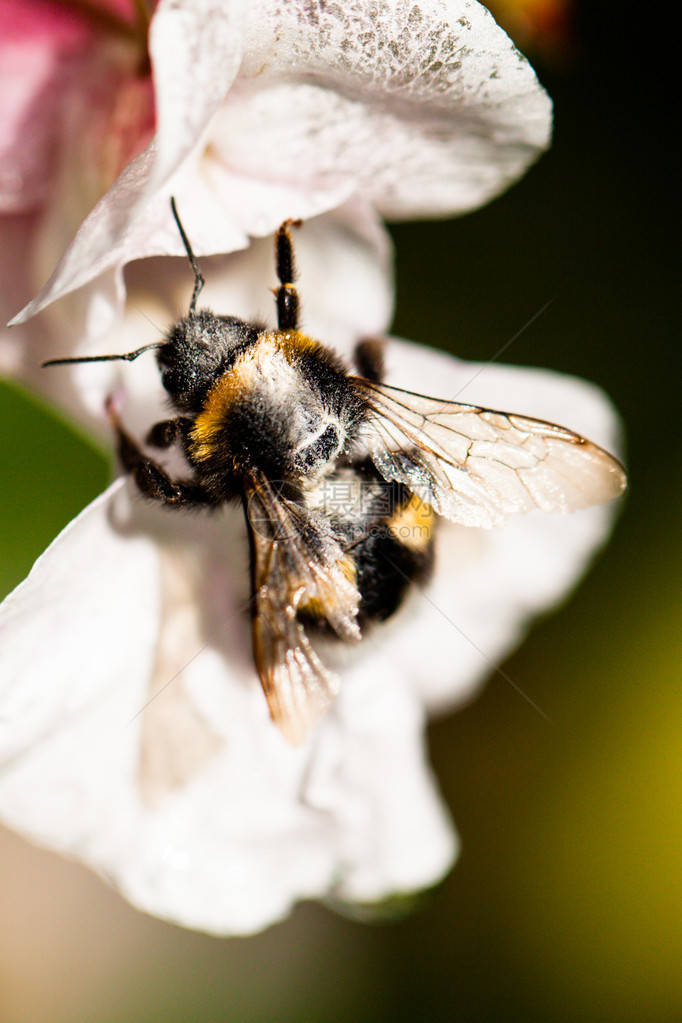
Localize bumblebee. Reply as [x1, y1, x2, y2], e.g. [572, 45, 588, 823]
[44, 200, 627, 744]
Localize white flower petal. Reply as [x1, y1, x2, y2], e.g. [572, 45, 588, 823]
[0, 477, 455, 933]
[320, 657, 457, 903]
[9, 143, 245, 328]
[0, 481, 161, 852]
[148, 0, 247, 190]
[117, 634, 455, 933]
[228, 0, 551, 218]
[0, 481, 160, 758]
[12, 0, 550, 324]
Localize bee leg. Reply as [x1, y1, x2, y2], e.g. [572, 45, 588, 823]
[106, 403, 215, 507]
[145, 417, 190, 449]
[274, 219, 302, 331]
[353, 337, 385, 383]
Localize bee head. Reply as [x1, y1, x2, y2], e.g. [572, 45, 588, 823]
[158, 311, 262, 413]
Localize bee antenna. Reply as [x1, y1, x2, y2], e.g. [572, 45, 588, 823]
[170, 196, 204, 315]
[42, 341, 165, 369]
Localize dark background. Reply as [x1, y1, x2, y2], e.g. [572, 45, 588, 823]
[0, 4, 679, 1021]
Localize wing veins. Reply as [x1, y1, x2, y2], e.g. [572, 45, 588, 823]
[245, 472, 360, 744]
[353, 377, 626, 526]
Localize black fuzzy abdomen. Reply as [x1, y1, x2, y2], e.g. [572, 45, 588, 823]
[353, 523, 434, 625]
[311, 464, 437, 631]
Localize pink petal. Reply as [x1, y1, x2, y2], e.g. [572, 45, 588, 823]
[0, 0, 139, 211]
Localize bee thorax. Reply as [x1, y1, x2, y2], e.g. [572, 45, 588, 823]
[292, 418, 345, 477]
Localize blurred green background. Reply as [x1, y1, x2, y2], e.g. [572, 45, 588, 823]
[0, 4, 679, 1022]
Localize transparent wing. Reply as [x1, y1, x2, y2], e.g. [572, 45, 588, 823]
[355, 379, 627, 529]
[245, 473, 360, 745]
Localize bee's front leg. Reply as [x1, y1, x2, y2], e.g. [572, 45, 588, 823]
[105, 399, 215, 508]
[145, 417, 191, 449]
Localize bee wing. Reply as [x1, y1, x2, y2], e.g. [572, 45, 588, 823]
[355, 379, 627, 529]
[245, 475, 360, 745]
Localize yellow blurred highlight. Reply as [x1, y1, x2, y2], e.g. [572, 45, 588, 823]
[510, 506, 682, 1019]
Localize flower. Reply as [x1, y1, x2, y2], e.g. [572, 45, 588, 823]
[0, 0, 624, 935]
[0, 327, 622, 934]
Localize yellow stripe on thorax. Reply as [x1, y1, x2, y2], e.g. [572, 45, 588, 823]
[189, 331, 319, 462]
